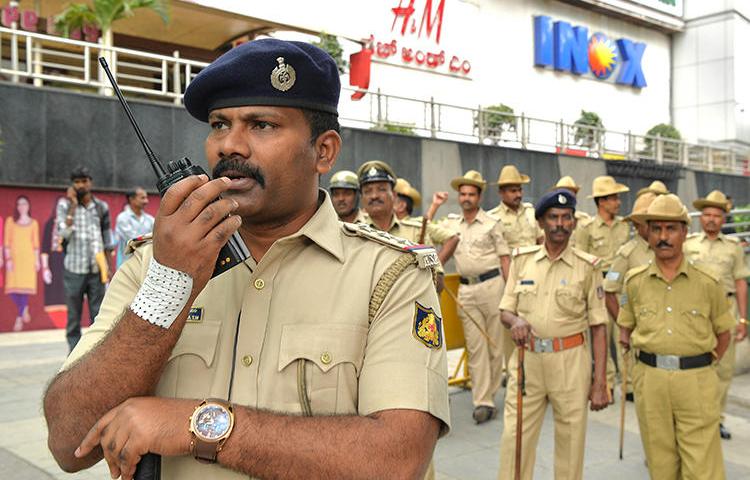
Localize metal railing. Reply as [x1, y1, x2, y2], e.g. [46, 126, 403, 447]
[2, 26, 749, 175]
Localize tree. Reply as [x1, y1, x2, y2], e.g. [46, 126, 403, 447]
[314, 32, 347, 74]
[573, 110, 604, 150]
[476, 104, 516, 141]
[643, 123, 681, 158]
[55, 0, 169, 49]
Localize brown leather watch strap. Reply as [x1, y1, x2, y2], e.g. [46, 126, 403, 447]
[190, 398, 234, 464]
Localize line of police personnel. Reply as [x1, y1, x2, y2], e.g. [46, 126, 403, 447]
[329, 162, 748, 480]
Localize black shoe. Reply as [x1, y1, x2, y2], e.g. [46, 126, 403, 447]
[472, 406, 497, 424]
[501, 375, 508, 388]
[720, 423, 732, 440]
[609, 388, 615, 405]
[625, 392, 634, 402]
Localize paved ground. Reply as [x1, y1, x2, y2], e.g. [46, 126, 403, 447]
[2, 329, 749, 479]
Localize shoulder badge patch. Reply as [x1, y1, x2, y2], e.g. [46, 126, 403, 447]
[187, 307, 204, 323]
[125, 232, 154, 254]
[413, 302, 442, 349]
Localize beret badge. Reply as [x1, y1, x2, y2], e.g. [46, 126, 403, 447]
[271, 56, 296, 92]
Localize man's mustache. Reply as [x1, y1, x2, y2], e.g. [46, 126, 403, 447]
[212, 155, 266, 188]
[656, 240, 672, 248]
[368, 199, 384, 206]
[550, 227, 570, 235]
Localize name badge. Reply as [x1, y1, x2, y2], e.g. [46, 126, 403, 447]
[520, 280, 534, 285]
[187, 307, 204, 323]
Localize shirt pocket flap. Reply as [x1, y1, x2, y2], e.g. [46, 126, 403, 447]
[555, 285, 585, 316]
[278, 324, 368, 374]
[168, 322, 221, 368]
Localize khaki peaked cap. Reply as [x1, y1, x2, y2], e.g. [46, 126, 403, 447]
[630, 193, 690, 224]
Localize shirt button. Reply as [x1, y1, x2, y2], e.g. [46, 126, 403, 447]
[667, 329, 673, 335]
[666, 306, 672, 313]
[667, 286, 672, 291]
[254, 279, 265, 290]
[241, 355, 253, 367]
[321, 352, 332, 365]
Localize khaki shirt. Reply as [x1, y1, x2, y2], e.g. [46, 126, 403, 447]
[603, 235, 653, 293]
[684, 232, 750, 294]
[499, 244, 608, 339]
[569, 210, 591, 247]
[574, 214, 630, 269]
[441, 210, 510, 277]
[405, 215, 457, 246]
[63, 193, 450, 480]
[365, 214, 452, 246]
[352, 209, 369, 223]
[487, 201, 543, 248]
[617, 258, 735, 356]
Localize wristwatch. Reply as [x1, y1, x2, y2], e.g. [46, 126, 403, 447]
[189, 398, 235, 463]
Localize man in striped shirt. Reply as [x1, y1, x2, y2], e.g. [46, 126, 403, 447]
[56, 166, 113, 352]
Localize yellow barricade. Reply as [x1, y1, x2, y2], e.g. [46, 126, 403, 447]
[440, 273, 470, 388]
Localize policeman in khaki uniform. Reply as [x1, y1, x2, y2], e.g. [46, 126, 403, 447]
[358, 161, 458, 265]
[394, 177, 422, 221]
[554, 175, 590, 245]
[499, 189, 609, 480]
[488, 165, 544, 373]
[618, 194, 734, 480]
[602, 192, 657, 399]
[575, 175, 631, 395]
[43, 39, 449, 480]
[684, 190, 750, 440]
[328, 170, 361, 223]
[440, 170, 511, 423]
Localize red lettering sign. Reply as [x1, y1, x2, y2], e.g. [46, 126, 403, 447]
[1, 5, 19, 27]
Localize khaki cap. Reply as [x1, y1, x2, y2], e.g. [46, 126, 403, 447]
[554, 175, 580, 193]
[495, 165, 530, 186]
[451, 170, 487, 192]
[636, 180, 669, 198]
[625, 192, 657, 224]
[630, 193, 690, 224]
[693, 190, 730, 213]
[394, 178, 422, 207]
[588, 175, 630, 199]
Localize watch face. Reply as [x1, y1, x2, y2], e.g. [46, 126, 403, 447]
[193, 405, 231, 440]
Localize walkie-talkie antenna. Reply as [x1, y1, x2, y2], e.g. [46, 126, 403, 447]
[98, 57, 167, 178]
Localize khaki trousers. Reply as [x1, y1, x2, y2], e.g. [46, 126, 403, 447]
[632, 361, 725, 480]
[498, 344, 591, 480]
[458, 275, 505, 407]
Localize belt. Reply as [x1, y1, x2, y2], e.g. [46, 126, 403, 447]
[637, 351, 713, 371]
[528, 332, 585, 353]
[460, 268, 500, 285]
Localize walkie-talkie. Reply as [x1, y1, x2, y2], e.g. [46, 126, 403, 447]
[98, 57, 250, 278]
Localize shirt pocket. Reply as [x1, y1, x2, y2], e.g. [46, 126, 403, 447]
[554, 285, 586, 318]
[160, 322, 222, 398]
[681, 305, 711, 338]
[516, 284, 537, 315]
[503, 223, 519, 244]
[278, 324, 368, 415]
[635, 305, 658, 335]
[469, 232, 493, 256]
[591, 235, 608, 257]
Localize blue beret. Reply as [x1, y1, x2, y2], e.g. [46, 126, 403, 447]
[184, 38, 340, 122]
[535, 188, 577, 218]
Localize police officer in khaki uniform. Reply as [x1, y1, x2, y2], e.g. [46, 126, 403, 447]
[684, 190, 750, 440]
[499, 188, 609, 480]
[328, 170, 361, 223]
[603, 192, 657, 399]
[43, 39, 450, 480]
[575, 175, 630, 395]
[618, 194, 734, 480]
[487, 165, 544, 373]
[358, 161, 458, 264]
[394, 177, 422, 221]
[554, 175, 590, 245]
[441, 170, 511, 423]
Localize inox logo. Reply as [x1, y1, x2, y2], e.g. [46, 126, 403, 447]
[533, 15, 647, 89]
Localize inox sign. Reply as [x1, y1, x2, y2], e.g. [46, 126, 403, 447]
[533, 15, 647, 89]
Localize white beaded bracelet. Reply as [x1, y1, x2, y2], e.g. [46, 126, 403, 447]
[130, 258, 193, 329]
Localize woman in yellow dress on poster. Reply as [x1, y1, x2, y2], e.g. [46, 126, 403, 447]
[4, 195, 40, 332]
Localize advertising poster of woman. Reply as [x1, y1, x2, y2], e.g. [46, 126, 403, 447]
[4, 195, 40, 331]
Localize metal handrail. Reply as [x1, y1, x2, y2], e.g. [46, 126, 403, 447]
[2, 26, 749, 175]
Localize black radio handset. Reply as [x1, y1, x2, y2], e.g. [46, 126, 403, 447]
[98, 57, 250, 278]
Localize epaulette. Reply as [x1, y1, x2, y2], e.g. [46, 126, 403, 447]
[690, 261, 721, 283]
[575, 211, 591, 220]
[522, 201, 534, 208]
[400, 217, 424, 228]
[616, 239, 637, 258]
[341, 222, 438, 269]
[623, 264, 649, 284]
[725, 235, 741, 243]
[572, 247, 601, 267]
[125, 232, 153, 254]
[511, 245, 541, 257]
[686, 232, 701, 239]
[446, 213, 461, 220]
